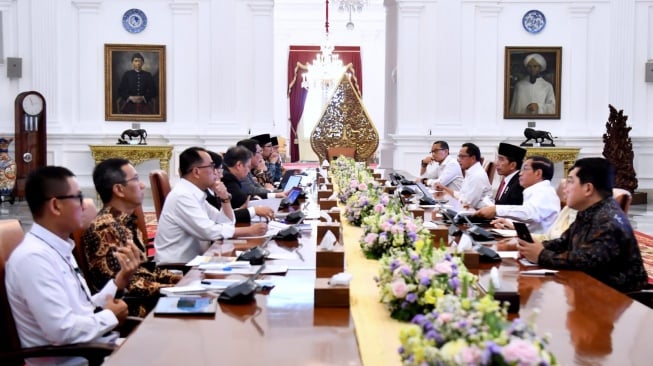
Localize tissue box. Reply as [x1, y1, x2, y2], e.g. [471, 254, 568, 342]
[325, 209, 341, 222]
[314, 278, 350, 307]
[372, 172, 382, 179]
[313, 307, 351, 326]
[317, 190, 333, 199]
[408, 207, 425, 220]
[325, 183, 333, 190]
[316, 223, 341, 243]
[428, 226, 449, 248]
[478, 272, 520, 313]
[461, 250, 480, 269]
[319, 198, 338, 210]
[383, 186, 397, 194]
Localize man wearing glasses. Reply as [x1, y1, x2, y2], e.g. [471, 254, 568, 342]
[154, 147, 267, 264]
[435, 142, 492, 210]
[475, 156, 560, 234]
[83, 158, 182, 317]
[252, 133, 283, 183]
[419, 140, 463, 191]
[6, 166, 141, 365]
[237, 138, 287, 199]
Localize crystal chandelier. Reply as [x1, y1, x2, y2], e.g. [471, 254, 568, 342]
[335, 0, 367, 30]
[301, 0, 344, 91]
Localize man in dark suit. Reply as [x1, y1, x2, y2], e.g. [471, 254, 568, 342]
[494, 143, 526, 205]
[206, 151, 273, 223]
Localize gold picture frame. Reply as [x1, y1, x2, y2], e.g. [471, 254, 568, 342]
[104, 44, 166, 121]
[504, 46, 561, 119]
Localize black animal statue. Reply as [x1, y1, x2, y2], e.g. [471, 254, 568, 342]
[521, 128, 555, 146]
[119, 129, 148, 145]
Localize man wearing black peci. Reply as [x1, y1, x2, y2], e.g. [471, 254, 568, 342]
[494, 143, 527, 205]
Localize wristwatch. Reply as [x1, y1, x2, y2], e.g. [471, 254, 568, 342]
[221, 193, 232, 203]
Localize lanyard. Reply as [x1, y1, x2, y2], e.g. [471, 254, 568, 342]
[29, 232, 99, 310]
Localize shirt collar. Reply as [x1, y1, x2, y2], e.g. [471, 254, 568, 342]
[179, 178, 208, 202]
[30, 223, 75, 257]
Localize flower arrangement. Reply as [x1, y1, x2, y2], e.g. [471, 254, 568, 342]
[360, 206, 431, 260]
[375, 239, 477, 321]
[329, 156, 378, 203]
[344, 188, 392, 227]
[398, 294, 557, 365]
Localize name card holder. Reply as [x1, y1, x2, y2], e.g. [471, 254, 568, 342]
[407, 207, 425, 220]
[317, 190, 333, 199]
[383, 186, 397, 194]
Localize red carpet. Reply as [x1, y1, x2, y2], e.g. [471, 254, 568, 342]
[635, 230, 653, 284]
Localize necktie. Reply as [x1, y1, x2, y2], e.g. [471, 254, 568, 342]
[495, 179, 506, 202]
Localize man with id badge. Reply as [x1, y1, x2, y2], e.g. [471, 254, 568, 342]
[5, 166, 141, 365]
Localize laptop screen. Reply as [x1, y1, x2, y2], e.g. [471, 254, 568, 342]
[283, 175, 302, 192]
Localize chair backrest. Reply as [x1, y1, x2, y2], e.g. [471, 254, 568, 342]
[327, 147, 356, 161]
[483, 160, 496, 185]
[613, 188, 632, 214]
[149, 170, 171, 220]
[0, 219, 26, 358]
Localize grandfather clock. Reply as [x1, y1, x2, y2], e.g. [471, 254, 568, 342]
[14, 91, 46, 199]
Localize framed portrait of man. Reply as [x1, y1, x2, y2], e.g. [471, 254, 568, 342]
[104, 44, 166, 122]
[504, 46, 561, 119]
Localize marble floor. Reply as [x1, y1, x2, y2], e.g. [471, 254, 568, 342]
[3, 189, 653, 235]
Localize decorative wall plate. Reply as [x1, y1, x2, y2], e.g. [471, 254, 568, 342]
[522, 10, 546, 34]
[122, 8, 147, 34]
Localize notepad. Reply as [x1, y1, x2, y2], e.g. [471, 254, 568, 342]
[153, 296, 217, 316]
[204, 264, 288, 276]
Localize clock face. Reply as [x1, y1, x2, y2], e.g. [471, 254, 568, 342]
[22, 94, 44, 116]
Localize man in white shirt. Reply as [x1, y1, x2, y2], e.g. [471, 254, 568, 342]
[475, 156, 560, 234]
[435, 142, 492, 209]
[419, 140, 463, 191]
[5, 166, 141, 366]
[154, 147, 267, 263]
[494, 143, 527, 205]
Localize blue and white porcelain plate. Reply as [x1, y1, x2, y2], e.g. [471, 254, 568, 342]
[122, 8, 147, 34]
[522, 10, 546, 34]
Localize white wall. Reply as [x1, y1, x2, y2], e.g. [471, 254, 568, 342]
[0, 0, 652, 191]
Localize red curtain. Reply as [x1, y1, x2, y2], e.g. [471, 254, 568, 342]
[287, 45, 362, 162]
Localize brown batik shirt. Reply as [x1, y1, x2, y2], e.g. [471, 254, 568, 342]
[539, 198, 648, 293]
[83, 206, 182, 316]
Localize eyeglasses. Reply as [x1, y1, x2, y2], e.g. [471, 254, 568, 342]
[53, 192, 84, 206]
[121, 176, 140, 185]
[520, 166, 533, 172]
[457, 154, 471, 159]
[195, 163, 217, 170]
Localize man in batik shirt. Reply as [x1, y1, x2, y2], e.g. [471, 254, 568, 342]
[84, 158, 182, 316]
[517, 157, 647, 293]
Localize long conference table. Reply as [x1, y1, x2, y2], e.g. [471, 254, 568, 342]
[104, 200, 653, 365]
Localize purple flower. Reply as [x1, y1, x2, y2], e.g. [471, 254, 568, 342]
[389, 259, 400, 271]
[412, 314, 426, 325]
[449, 277, 461, 290]
[406, 293, 417, 303]
[419, 276, 431, 286]
[410, 253, 420, 261]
